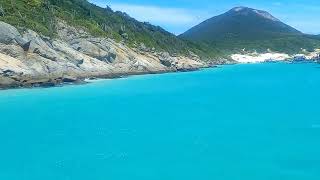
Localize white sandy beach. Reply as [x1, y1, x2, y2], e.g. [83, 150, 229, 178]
[231, 53, 290, 63]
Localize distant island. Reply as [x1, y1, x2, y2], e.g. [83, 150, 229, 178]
[0, 1, 319, 89]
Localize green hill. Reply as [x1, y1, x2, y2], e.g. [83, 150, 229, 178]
[0, 0, 207, 57]
[180, 7, 320, 54]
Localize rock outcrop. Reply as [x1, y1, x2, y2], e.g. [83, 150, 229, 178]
[0, 21, 205, 89]
[0, 21, 28, 47]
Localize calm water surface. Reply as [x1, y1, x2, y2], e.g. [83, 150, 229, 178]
[0, 63, 320, 180]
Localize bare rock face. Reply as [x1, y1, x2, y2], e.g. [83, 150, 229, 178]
[56, 21, 90, 42]
[0, 20, 205, 88]
[0, 21, 28, 47]
[69, 39, 117, 63]
[23, 30, 61, 62]
[0, 43, 26, 60]
[159, 52, 175, 67]
[0, 52, 31, 75]
[0, 52, 32, 88]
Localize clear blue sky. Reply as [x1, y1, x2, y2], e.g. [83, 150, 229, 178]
[90, 0, 320, 35]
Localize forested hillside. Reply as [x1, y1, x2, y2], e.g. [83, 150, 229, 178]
[180, 7, 320, 54]
[0, 0, 213, 57]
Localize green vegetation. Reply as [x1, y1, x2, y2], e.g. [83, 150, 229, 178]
[0, 2, 319, 60]
[198, 34, 320, 55]
[180, 7, 320, 55]
[0, 0, 204, 56]
[0, 0, 55, 36]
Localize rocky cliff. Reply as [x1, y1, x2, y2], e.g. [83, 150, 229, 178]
[0, 21, 205, 89]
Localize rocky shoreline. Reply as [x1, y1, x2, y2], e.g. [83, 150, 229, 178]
[0, 20, 210, 90]
[4, 18, 318, 91]
[0, 67, 208, 90]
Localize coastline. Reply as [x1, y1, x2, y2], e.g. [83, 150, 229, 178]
[231, 52, 320, 63]
[1, 20, 318, 91]
[2, 57, 319, 91]
[0, 20, 210, 90]
[0, 66, 212, 90]
[2, 60, 320, 91]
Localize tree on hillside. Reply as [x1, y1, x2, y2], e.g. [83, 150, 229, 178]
[23, 0, 43, 7]
[0, 5, 4, 16]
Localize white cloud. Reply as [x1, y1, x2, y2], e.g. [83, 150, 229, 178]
[109, 3, 202, 26]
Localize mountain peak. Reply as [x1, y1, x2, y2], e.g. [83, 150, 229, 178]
[230, 6, 250, 12]
[180, 7, 301, 42]
[229, 7, 280, 22]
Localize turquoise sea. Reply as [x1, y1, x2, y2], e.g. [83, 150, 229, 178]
[0, 62, 320, 180]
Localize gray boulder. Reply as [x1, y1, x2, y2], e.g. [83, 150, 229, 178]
[70, 38, 117, 63]
[159, 52, 174, 67]
[23, 30, 61, 61]
[0, 21, 27, 47]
